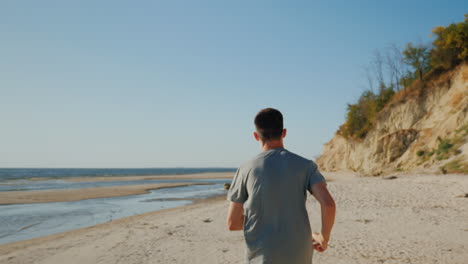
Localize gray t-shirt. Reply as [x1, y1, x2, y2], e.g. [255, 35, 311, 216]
[227, 147, 326, 264]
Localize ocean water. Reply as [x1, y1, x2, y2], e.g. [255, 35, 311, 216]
[0, 168, 236, 181]
[0, 168, 234, 245]
[0, 178, 228, 192]
[0, 183, 228, 244]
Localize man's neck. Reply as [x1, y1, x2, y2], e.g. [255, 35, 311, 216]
[261, 141, 284, 152]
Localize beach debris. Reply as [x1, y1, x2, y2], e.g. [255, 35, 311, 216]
[18, 223, 40, 231]
[355, 219, 372, 224]
[222, 249, 229, 253]
[455, 193, 468, 198]
[203, 218, 213, 223]
[383, 175, 398, 180]
[224, 183, 231, 190]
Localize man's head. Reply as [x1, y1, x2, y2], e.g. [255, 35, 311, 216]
[254, 108, 286, 145]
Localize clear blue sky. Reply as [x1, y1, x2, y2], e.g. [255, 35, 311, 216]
[1, 1, 466, 168]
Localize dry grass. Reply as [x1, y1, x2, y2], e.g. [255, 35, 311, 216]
[377, 63, 466, 123]
[440, 157, 468, 174]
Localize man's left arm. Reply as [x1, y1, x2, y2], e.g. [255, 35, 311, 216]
[226, 201, 244, 231]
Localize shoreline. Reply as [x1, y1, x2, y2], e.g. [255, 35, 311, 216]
[22, 172, 235, 183]
[0, 182, 214, 205]
[0, 194, 227, 255]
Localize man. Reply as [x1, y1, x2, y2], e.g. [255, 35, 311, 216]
[226, 108, 336, 264]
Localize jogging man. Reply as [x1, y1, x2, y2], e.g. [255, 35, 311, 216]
[226, 108, 336, 263]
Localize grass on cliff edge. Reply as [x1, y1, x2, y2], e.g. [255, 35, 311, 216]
[440, 158, 468, 174]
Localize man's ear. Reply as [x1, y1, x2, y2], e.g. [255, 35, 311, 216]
[282, 128, 287, 139]
[253, 131, 261, 141]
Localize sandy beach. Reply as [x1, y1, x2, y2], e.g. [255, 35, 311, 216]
[1, 172, 467, 264]
[0, 182, 212, 205]
[27, 172, 234, 183]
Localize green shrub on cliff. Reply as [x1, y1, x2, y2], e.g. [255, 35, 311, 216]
[435, 139, 454, 160]
[338, 85, 395, 139]
[430, 14, 468, 70]
[417, 123, 467, 164]
[340, 91, 376, 139]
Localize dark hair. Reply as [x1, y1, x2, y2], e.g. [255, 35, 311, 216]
[254, 108, 283, 141]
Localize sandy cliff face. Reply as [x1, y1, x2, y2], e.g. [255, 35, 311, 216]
[317, 64, 468, 175]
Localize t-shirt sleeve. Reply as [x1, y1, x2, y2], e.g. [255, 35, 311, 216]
[307, 161, 327, 192]
[227, 168, 248, 203]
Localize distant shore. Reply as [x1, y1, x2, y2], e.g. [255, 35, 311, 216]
[62, 172, 234, 183]
[0, 182, 214, 205]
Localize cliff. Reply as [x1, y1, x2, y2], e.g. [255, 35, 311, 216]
[317, 64, 468, 175]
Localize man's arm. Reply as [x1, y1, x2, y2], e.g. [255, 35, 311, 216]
[309, 181, 336, 252]
[226, 201, 244, 231]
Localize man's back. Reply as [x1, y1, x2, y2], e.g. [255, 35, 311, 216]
[227, 147, 326, 263]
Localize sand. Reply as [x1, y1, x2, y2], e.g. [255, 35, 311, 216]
[0, 183, 212, 205]
[28, 172, 234, 183]
[1, 172, 467, 264]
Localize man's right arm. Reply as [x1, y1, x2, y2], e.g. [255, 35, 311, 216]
[309, 181, 336, 252]
[226, 201, 244, 231]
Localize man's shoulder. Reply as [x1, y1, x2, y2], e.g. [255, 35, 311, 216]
[238, 155, 261, 171]
[239, 149, 314, 169]
[283, 149, 311, 162]
[279, 149, 318, 169]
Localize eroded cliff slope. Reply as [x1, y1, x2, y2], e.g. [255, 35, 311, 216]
[317, 64, 468, 175]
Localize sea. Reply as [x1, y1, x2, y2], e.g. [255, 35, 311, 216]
[0, 167, 236, 181]
[0, 168, 236, 245]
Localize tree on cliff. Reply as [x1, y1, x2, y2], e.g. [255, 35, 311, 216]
[403, 43, 430, 81]
[430, 14, 468, 69]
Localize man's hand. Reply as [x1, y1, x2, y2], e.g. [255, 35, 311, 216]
[309, 181, 335, 252]
[312, 232, 328, 252]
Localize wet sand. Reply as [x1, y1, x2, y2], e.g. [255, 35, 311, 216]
[0, 182, 212, 205]
[28, 172, 234, 183]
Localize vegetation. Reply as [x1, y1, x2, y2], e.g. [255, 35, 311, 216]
[440, 158, 468, 174]
[431, 14, 468, 70]
[338, 14, 468, 139]
[435, 139, 455, 160]
[453, 123, 468, 146]
[417, 123, 467, 163]
[403, 43, 430, 81]
[339, 86, 395, 139]
[416, 150, 426, 157]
